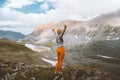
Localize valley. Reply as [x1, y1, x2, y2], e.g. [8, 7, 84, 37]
[0, 10, 120, 80]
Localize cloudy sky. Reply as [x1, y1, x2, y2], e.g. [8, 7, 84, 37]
[0, 0, 120, 34]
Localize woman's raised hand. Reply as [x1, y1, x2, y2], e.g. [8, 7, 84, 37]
[64, 25, 67, 30]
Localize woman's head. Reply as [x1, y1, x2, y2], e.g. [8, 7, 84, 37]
[57, 29, 62, 35]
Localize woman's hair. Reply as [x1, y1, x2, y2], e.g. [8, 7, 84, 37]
[57, 29, 62, 35]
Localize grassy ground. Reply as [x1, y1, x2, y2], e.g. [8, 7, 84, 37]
[0, 38, 49, 65]
[0, 62, 119, 80]
[0, 38, 33, 52]
[0, 38, 120, 80]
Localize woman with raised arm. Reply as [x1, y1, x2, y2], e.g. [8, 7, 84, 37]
[52, 25, 67, 75]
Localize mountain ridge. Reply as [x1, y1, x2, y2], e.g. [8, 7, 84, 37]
[23, 10, 120, 45]
[0, 30, 26, 41]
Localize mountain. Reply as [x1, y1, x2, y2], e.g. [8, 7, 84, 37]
[0, 30, 26, 41]
[23, 10, 120, 46]
[1, 10, 120, 80]
[23, 10, 120, 70]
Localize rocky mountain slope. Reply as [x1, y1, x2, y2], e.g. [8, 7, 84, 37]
[23, 10, 120, 46]
[0, 30, 26, 41]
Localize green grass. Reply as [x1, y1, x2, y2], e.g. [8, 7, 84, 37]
[0, 38, 49, 65]
[0, 38, 34, 52]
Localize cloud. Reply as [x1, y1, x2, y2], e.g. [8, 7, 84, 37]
[5, 0, 44, 9]
[1, 0, 120, 34]
[0, 25, 34, 34]
[40, 2, 49, 11]
[0, 21, 30, 26]
[5, 0, 35, 8]
[54, 0, 120, 17]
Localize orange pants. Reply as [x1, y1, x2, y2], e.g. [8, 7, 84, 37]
[55, 46, 65, 72]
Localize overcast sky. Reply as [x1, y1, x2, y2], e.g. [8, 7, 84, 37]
[0, 0, 120, 34]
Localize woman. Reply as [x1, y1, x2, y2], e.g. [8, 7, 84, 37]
[52, 25, 67, 74]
